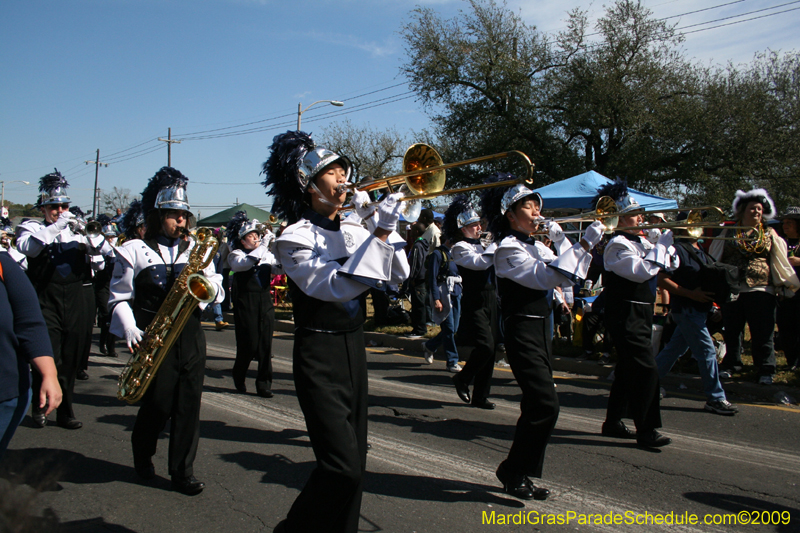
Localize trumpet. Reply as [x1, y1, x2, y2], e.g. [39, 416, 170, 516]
[69, 219, 103, 237]
[340, 143, 535, 223]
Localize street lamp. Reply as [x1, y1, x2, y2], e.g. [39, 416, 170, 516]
[1, 180, 31, 210]
[297, 100, 344, 130]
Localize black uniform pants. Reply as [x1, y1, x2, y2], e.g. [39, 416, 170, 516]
[95, 282, 115, 355]
[721, 291, 777, 375]
[131, 314, 205, 477]
[457, 287, 497, 404]
[409, 280, 428, 335]
[503, 316, 559, 479]
[33, 281, 88, 421]
[79, 282, 95, 371]
[232, 290, 274, 392]
[285, 328, 368, 533]
[605, 302, 662, 431]
[777, 294, 800, 367]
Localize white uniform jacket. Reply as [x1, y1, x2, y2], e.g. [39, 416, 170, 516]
[494, 232, 593, 291]
[108, 237, 224, 338]
[228, 245, 284, 275]
[603, 233, 679, 283]
[16, 219, 109, 271]
[451, 240, 494, 271]
[1, 247, 28, 270]
[275, 213, 409, 304]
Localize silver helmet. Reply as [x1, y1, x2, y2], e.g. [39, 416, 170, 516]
[297, 147, 352, 191]
[615, 193, 642, 215]
[456, 209, 480, 228]
[501, 184, 542, 215]
[238, 219, 261, 239]
[155, 184, 190, 212]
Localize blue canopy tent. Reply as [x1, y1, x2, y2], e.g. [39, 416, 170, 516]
[532, 171, 678, 212]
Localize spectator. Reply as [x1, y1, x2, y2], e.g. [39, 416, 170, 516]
[402, 221, 429, 338]
[777, 206, 800, 369]
[419, 208, 440, 255]
[655, 215, 738, 415]
[0, 253, 62, 459]
[422, 234, 463, 372]
[710, 189, 800, 384]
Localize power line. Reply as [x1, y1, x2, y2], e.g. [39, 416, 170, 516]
[679, 1, 800, 32]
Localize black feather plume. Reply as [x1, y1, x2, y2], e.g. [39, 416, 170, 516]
[0, 217, 12, 230]
[592, 178, 629, 205]
[226, 210, 249, 249]
[120, 200, 145, 240]
[261, 130, 316, 225]
[69, 205, 85, 218]
[480, 172, 515, 239]
[443, 194, 474, 242]
[140, 167, 189, 214]
[35, 169, 69, 206]
[96, 214, 112, 226]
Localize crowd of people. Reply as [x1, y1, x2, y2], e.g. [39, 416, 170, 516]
[1, 131, 799, 533]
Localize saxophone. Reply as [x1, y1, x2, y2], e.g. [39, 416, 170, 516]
[117, 227, 220, 404]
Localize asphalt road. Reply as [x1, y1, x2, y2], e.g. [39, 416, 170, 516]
[2, 324, 799, 533]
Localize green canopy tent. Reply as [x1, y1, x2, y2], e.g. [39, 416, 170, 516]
[196, 203, 274, 227]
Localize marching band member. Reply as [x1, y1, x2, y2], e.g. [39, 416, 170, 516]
[599, 181, 678, 448]
[16, 171, 111, 429]
[1, 218, 27, 270]
[481, 174, 604, 500]
[70, 207, 98, 382]
[226, 211, 282, 397]
[109, 168, 223, 495]
[709, 189, 799, 384]
[93, 215, 120, 360]
[264, 131, 409, 533]
[444, 195, 498, 408]
[119, 199, 147, 243]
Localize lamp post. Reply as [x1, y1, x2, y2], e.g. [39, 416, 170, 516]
[1, 180, 31, 210]
[297, 100, 344, 130]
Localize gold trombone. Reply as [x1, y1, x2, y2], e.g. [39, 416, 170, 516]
[634, 208, 756, 239]
[534, 196, 621, 234]
[340, 143, 535, 222]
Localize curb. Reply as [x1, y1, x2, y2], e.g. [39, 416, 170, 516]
[273, 319, 799, 406]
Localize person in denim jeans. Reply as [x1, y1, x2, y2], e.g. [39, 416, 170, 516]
[423, 239, 462, 372]
[655, 218, 738, 415]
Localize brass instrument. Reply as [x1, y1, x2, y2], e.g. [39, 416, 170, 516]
[635, 208, 756, 239]
[340, 143, 535, 223]
[117, 227, 220, 403]
[69, 219, 102, 237]
[534, 196, 620, 234]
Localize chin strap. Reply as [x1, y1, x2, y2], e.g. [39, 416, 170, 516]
[309, 181, 344, 209]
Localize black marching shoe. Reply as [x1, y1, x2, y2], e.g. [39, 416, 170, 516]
[496, 462, 549, 501]
[172, 475, 205, 495]
[452, 375, 471, 403]
[76, 370, 89, 381]
[31, 411, 47, 428]
[57, 417, 83, 430]
[233, 375, 246, 393]
[134, 458, 156, 480]
[472, 399, 496, 410]
[636, 429, 672, 448]
[256, 388, 274, 399]
[601, 419, 636, 439]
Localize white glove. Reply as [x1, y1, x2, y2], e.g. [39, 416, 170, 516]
[260, 231, 275, 249]
[657, 229, 674, 248]
[645, 228, 661, 244]
[545, 221, 565, 243]
[88, 233, 105, 249]
[352, 190, 375, 220]
[582, 221, 605, 248]
[125, 327, 144, 351]
[376, 193, 403, 232]
[54, 211, 75, 231]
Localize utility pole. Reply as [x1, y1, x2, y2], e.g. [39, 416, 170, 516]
[158, 127, 182, 167]
[85, 150, 108, 217]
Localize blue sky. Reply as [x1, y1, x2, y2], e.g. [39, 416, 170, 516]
[1, 0, 797, 219]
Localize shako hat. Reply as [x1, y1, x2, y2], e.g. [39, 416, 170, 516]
[37, 169, 70, 207]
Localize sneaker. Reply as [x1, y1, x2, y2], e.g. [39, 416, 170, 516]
[704, 399, 738, 415]
[758, 375, 773, 385]
[215, 321, 229, 331]
[423, 342, 435, 364]
[719, 370, 733, 379]
[447, 363, 462, 373]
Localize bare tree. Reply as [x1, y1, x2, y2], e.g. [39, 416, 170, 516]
[101, 187, 138, 215]
[319, 120, 409, 181]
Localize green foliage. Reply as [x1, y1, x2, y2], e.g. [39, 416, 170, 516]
[400, 0, 800, 210]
